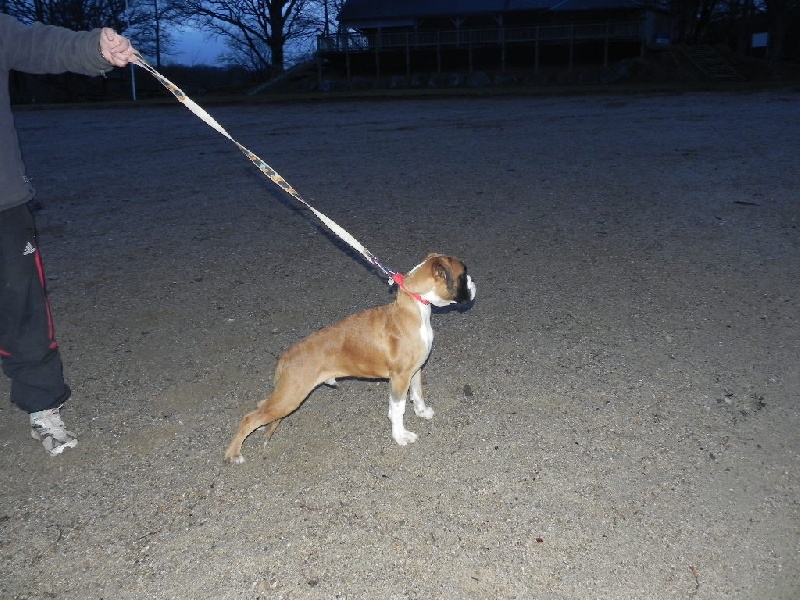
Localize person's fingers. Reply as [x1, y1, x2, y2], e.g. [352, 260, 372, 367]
[100, 27, 136, 65]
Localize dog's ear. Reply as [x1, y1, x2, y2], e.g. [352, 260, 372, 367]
[432, 257, 455, 294]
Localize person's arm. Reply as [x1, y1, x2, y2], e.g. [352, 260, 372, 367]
[0, 14, 134, 76]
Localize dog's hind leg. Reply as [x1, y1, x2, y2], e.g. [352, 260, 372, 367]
[262, 418, 283, 442]
[224, 378, 311, 464]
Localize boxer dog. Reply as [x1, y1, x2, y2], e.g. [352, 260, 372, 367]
[224, 253, 475, 464]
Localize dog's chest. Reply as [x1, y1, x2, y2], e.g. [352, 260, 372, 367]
[417, 305, 434, 357]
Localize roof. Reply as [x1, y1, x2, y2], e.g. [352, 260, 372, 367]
[338, 0, 648, 22]
[548, 0, 645, 9]
[339, 1, 506, 22]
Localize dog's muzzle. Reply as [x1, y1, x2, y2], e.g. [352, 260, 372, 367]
[457, 274, 476, 304]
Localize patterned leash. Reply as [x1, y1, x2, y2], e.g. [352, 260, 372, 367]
[133, 54, 427, 303]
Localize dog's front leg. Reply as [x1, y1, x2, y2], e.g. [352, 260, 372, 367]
[388, 377, 417, 446]
[409, 369, 434, 420]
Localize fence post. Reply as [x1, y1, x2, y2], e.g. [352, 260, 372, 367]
[437, 30, 442, 74]
[345, 33, 351, 83]
[569, 23, 574, 70]
[406, 32, 411, 79]
[469, 36, 474, 74]
[375, 27, 381, 81]
[640, 19, 646, 56]
[500, 25, 506, 72]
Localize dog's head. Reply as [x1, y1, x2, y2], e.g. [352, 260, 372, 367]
[406, 254, 476, 307]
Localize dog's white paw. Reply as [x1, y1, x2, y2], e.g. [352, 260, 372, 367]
[415, 405, 435, 420]
[226, 454, 245, 465]
[393, 429, 418, 446]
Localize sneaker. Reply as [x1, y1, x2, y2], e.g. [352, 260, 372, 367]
[30, 407, 78, 456]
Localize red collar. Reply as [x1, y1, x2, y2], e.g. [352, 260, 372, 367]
[391, 273, 430, 305]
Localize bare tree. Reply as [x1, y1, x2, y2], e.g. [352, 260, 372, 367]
[125, 0, 183, 67]
[318, 0, 345, 34]
[172, 0, 320, 73]
[654, 0, 722, 41]
[4, 0, 193, 67]
[4, 0, 128, 29]
[642, 0, 798, 59]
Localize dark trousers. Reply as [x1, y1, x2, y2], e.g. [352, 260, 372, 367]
[0, 203, 70, 414]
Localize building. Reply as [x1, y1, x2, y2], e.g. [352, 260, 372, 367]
[318, 0, 675, 77]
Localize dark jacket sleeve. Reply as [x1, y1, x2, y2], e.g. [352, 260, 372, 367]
[0, 14, 116, 211]
[0, 14, 112, 76]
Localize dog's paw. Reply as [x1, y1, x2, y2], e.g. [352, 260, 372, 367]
[415, 405, 435, 420]
[393, 429, 418, 446]
[225, 454, 245, 465]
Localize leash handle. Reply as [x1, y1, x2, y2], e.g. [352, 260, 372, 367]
[132, 53, 396, 283]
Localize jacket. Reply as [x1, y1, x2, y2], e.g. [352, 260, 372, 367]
[0, 14, 112, 212]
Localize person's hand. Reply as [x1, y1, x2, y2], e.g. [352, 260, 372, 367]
[99, 28, 136, 67]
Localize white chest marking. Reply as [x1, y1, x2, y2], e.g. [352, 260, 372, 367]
[417, 302, 434, 358]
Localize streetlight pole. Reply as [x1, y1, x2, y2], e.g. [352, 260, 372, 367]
[125, 0, 137, 100]
[154, 0, 161, 67]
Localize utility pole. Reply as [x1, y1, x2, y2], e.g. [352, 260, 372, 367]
[154, 0, 161, 67]
[125, 0, 137, 100]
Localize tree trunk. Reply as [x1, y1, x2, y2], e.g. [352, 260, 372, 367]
[268, 1, 287, 72]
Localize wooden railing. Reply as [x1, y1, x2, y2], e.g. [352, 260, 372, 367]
[317, 20, 644, 53]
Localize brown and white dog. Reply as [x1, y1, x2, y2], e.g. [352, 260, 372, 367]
[224, 253, 476, 464]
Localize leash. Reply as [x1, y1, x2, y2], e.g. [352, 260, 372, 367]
[132, 53, 429, 305]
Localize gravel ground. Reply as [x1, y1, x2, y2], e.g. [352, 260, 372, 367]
[1, 89, 798, 599]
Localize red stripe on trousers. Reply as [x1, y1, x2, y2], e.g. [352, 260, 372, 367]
[33, 247, 58, 349]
